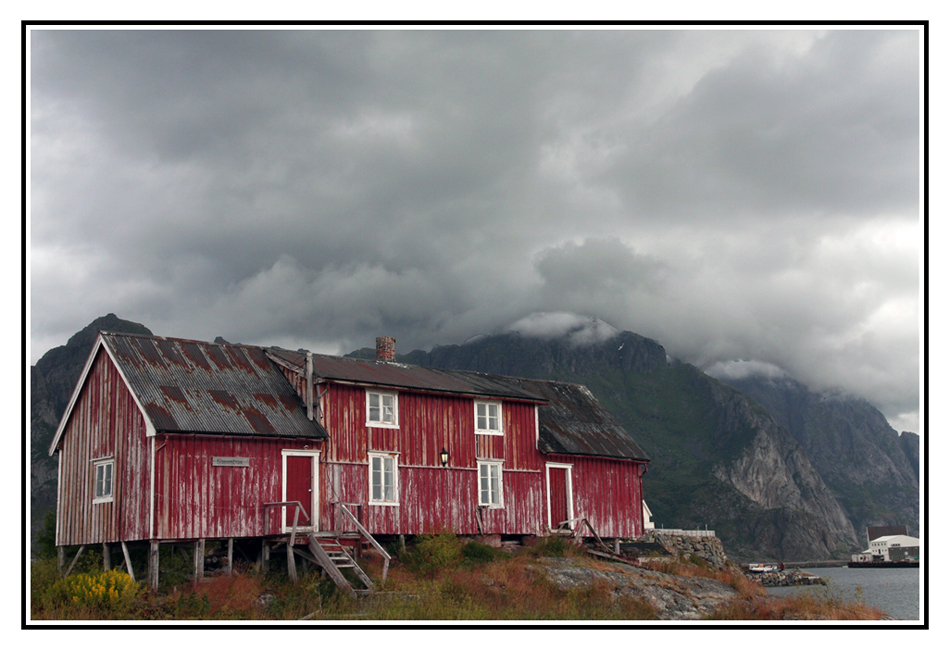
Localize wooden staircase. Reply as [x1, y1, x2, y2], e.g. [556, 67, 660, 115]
[307, 534, 375, 597]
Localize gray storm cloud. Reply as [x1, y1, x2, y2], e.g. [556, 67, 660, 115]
[29, 27, 921, 433]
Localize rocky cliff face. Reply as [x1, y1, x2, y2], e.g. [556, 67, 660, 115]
[717, 375, 919, 538]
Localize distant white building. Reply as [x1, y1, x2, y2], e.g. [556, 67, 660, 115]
[851, 534, 920, 563]
[642, 501, 654, 530]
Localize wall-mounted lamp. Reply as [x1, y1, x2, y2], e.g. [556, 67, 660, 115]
[440, 447, 449, 467]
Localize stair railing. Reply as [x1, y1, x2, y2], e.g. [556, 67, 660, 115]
[558, 516, 613, 554]
[262, 501, 310, 545]
[337, 503, 391, 584]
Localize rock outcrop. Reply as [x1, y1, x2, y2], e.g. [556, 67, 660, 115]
[533, 556, 738, 620]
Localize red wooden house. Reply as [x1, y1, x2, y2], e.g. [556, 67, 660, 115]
[49, 332, 649, 591]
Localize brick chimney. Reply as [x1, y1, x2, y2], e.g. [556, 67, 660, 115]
[376, 336, 396, 362]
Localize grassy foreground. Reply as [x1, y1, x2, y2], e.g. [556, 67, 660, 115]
[29, 533, 886, 622]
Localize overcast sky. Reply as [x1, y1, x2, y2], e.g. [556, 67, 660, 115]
[28, 27, 922, 433]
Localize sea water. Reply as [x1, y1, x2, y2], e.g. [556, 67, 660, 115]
[766, 566, 921, 621]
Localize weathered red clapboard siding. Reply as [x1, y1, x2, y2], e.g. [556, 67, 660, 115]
[55, 348, 152, 546]
[254, 364, 643, 539]
[321, 384, 539, 469]
[320, 462, 547, 536]
[545, 454, 646, 538]
[310, 382, 549, 535]
[154, 434, 321, 540]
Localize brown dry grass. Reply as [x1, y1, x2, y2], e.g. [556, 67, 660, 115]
[30, 540, 886, 622]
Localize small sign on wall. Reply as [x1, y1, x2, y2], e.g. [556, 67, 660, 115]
[212, 457, 250, 467]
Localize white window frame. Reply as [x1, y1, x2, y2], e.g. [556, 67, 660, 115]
[93, 457, 114, 504]
[474, 400, 503, 435]
[368, 452, 400, 506]
[366, 390, 399, 428]
[477, 460, 504, 508]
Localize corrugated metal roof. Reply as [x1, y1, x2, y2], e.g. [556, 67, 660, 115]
[267, 348, 647, 462]
[102, 333, 328, 439]
[266, 349, 549, 403]
[509, 378, 650, 461]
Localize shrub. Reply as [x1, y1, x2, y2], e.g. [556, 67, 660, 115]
[46, 569, 142, 617]
[518, 536, 579, 558]
[461, 540, 503, 565]
[404, 532, 464, 576]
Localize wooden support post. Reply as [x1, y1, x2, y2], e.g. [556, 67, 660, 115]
[57, 546, 65, 576]
[103, 543, 112, 571]
[121, 541, 136, 581]
[194, 539, 205, 584]
[261, 539, 270, 573]
[614, 538, 621, 554]
[148, 540, 160, 592]
[286, 542, 297, 584]
[226, 538, 234, 575]
[64, 545, 86, 578]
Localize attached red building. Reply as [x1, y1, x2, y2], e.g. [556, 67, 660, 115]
[50, 332, 649, 557]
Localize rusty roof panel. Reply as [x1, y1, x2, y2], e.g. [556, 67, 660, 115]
[267, 349, 548, 403]
[267, 348, 647, 462]
[102, 332, 327, 439]
[505, 378, 650, 462]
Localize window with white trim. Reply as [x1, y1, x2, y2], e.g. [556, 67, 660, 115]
[475, 400, 502, 435]
[93, 458, 114, 503]
[477, 460, 503, 508]
[369, 452, 399, 505]
[366, 390, 398, 427]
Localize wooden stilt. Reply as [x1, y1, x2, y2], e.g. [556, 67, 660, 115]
[63, 545, 86, 578]
[286, 542, 297, 584]
[57, 546, 65, 576]
[103, 543, 112, 571]
[148, 540, 160, 592]
[194, 539, 205, 584]
[121, 541, 136, 581]
[261, 539, 270, 573]
[226, 538, 234, 575]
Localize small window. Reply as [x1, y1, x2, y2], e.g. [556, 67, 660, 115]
[475, 400, 502, 435]
[93, 459, 114, 503]
[367, 391, 398, 427]
[369, 452, 399, 505]
[478, 461, 503, 508]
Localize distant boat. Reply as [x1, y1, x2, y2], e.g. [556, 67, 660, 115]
[748, 563, 781, 573]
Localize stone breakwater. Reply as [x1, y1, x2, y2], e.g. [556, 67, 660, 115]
[637, 531, 729, 568]
[749, 569, 825, 587]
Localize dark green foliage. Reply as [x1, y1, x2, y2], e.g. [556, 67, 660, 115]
[36, 510, 58, 560]
[401, 532, 464, 576]
[461, 540, 502, 564]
